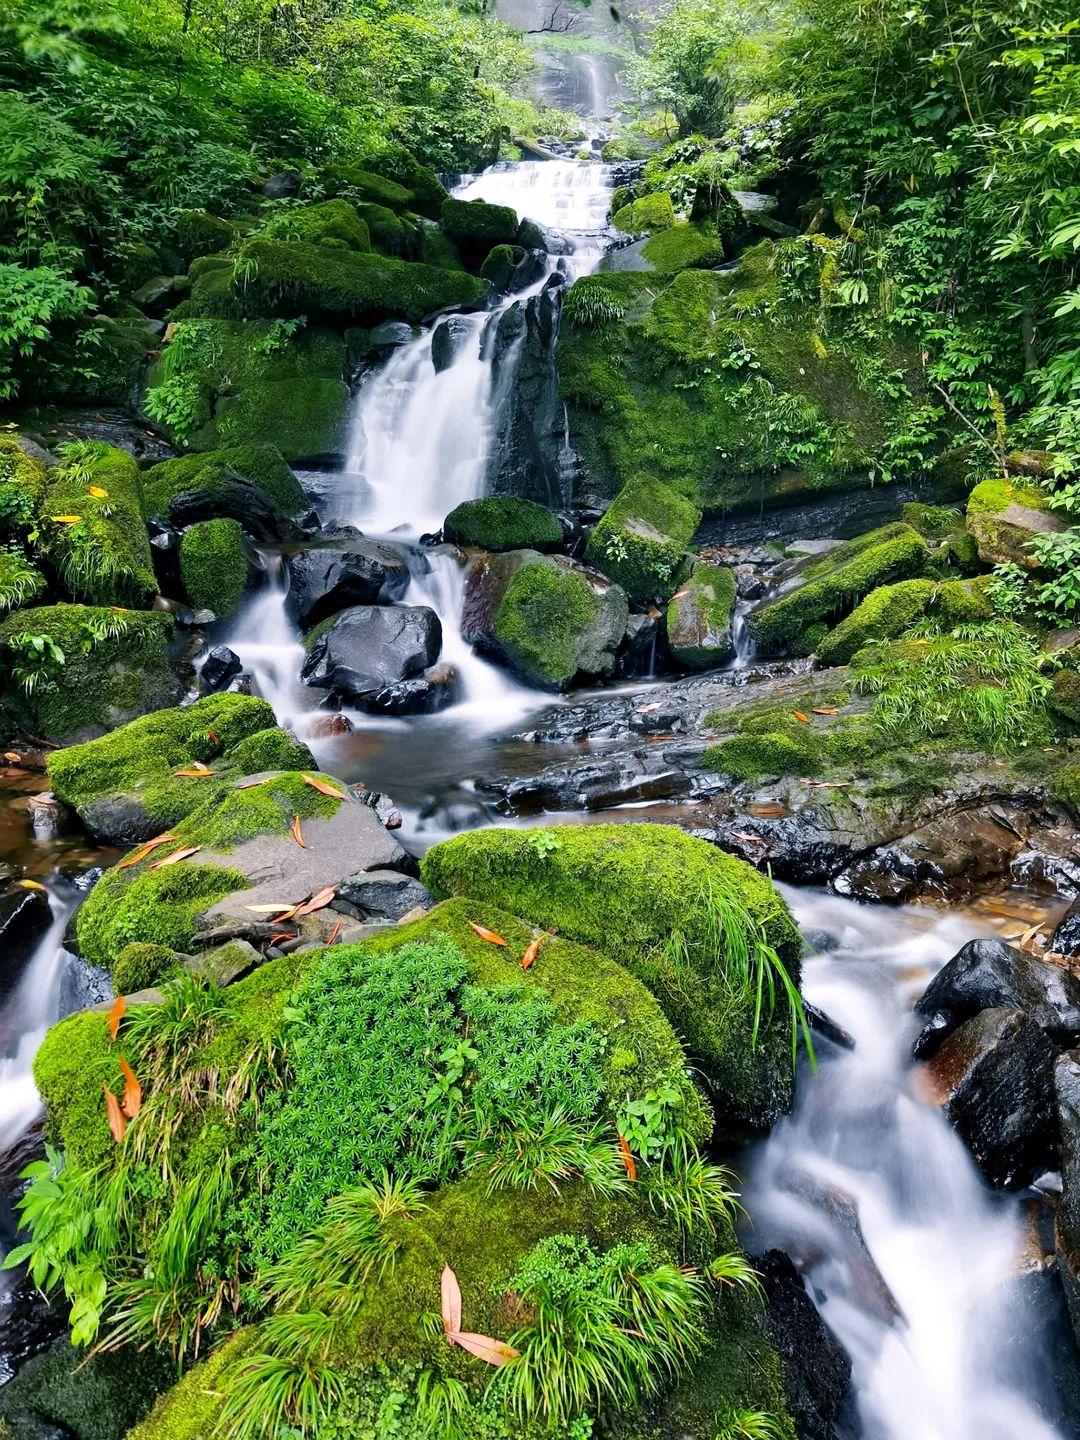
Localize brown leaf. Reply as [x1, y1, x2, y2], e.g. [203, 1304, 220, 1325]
[648, 734, 676, 742]
[148, 844, 202, 869]
[521, 934, 545, 971]
[670, 589, 690, 601]
[118, 833, 179, 869]
[235, 778, 268, 790]
[747, 802, 786, 818]
[207, 730, 218, 744]
[3, 751, 21, 762]
[450, 1332, 519, 1366]
[104, 1085, 127, 1143]
[634, 702, 661, 715]
[327, 918, 342, 945]
[243, 902, 300, 913]
[295, 885, 336, 917]
[441, 1264, 462, 1337]
[119, 1057, 142, 1119]
[173, 767, 215, 779]
[812, 706, 840, 715]
[792, 711, 811, 725]
[618, 1134, 637, 1183]
[269, 932, 297, 945]
[16, 879, 46, 891]
[290, 815, 306, 848]
[468, 921, 508, 947]
[107, 995, 126, 1041]
[303, 774, 344, 798]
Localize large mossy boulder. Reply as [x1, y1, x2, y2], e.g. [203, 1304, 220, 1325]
[558, 245, 927, 513]
[614, 190, 677, 234]
[185, 237, 485, 324]
[667, 560, 736, 669]
[0, 605, 181, 742]
[444, 495, 563, 552]
[325, 152, 448, 219]
[422, 823, 803, 1131]
[585, 476, 702, 603]
[44, 445, 157, 606]
[749, 523, 929, 656]
[258, 198, 371, 251]
[140, 443, 307, 535]
[144, 320, 350, 463]
[178, 517, 250, 618]
[816, 576, 991, 666]
[641, 221, 726, 274]
[966, 476, 1064, 569]
[0, 435, 49, 539]
[46, 694, 309, 843]
[462, 549, 629, 690]
[439, 197, 519, 266]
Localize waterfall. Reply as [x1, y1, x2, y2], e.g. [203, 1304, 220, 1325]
[213, 551, 309, 729]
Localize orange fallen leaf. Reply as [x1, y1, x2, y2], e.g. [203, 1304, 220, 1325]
[173, 762, 214, 778]
[3, 751, 21, 761]
[16, 879, 46, 891]
[468, 922, 508, 947]
[118, 833, 179, 869]
[207, 730, 219, 744]
[269, 932, 297, 945]
[149, 844, 202, 869]
[303, 774, 344, 798]
[119, 1057, 142, 1119]
[812, 706, 840, 715]
[450, 1332, 519, 1366]
[107, 995, 126, 1041]
[50, 515, 82, 524]
[441, 1264, 462, 1336]
[618, 1134, 637, 1182]
[290, 814, 306, 848]
[327, 918, 342, 945]
[87, 485, 108, 499]
[670, 589, 690, 601]
[104, 1085, 127, 1143]
[521, 934, 545, 971]
[295, 885, 335, 917]
[792, 711, 811, 724]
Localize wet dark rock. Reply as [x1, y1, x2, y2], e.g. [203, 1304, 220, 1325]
[21, 408, 172, 464]
[26, 793, 68, 842]
[756, 1249, 853, 1440]
[336, 868, 433, 921]
[485, 286, 565, 508]
[804, 1002, 856, 1051]
[301, 604, 442, 709]
[306, 712, 354, 739]
[58, 951, 111, 1018]
[1053, 898, 1080, 958]
[782, 1171, 904, 1324]
[264, 170, 301, 198]
[913, 938, 1080, 1057]
[366, 321, 416, 351]
[199, 644, 242, 692]
[363, 662, 459, 716]
[430, 315, 476, 373]
[926, 1006, 1058, 1189]
[834, 806, 1031, 902]
[286, 535, 411, 627]
[0, 885, 51, 1001]
[0, 1335, 174, 1440]
[997, 1257, 1080, 1440]
[1057, 1051, 1080, 1349]
[480, 752, 689, 816]
[616, 611, 667, 679]
[164, 475, 300, 542]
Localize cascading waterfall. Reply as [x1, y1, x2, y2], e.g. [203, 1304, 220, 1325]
[745, 887, 1069, 1440]
[213, 551, 309, 729]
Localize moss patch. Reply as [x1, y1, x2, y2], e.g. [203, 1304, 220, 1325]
[614, 191, 677, 234]
[585, 476, 701, 602]
[489, 557, 624, 689]
[45, 445, 156, 606]
[140, 443, 306, 521]
[75, 861, 247, 970]
[179, 518, 248, 617]
[667, 561, 736, 669]
[641, 222, 725, 273]
[113, 941, 183, 994]
[444, 496, 563, 551]
[34, 1009, 129, 1166]
[0, 436, 48, 538]
[259, 199, 371, 252]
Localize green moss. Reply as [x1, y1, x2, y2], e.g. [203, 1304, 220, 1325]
[703, 730, 821, 781]
[1050, 669, 1080, 727]
[901, 502, 965, 539]
[967, 476, 1044, 517]
[113, 941, 183, 994]
[259, 199, 371, 252]
[0, 435, 48, 537]
[479, 243, 525, 287]
[614, 191, 677, 234]
[421, 824, 802, 1128]
[47, 694, 283, 826]
[353, 201, 415, 257]
[178, 518, 248, 617]
[188, 237, 484, 323]
[444, 496, 563, 551]
[140, 443, 307, 520]
[0, 1337, 175, 1440]
[749, 525, 930, 655]
[205, 377, 349, 461]
[490, 559, 606, 689]
[666, 561, 736, 669]
[641, 221, 725, 273]
[227, 725, 314, 773]
[0, 604, 177, 741]
[178, 769, 341, 851]
[440, 197, 519, 254]
[1055, 758, 1080, 816]
[127, 1332, 256, 1440]
[176, 209, 236, 263]
[325, 153, 448, 218]
[817, 576, 991, 665]
[45, 446, 156, 606]
[33, 1010, 124, 1166]
[585, 476, 701, 602]
[74, 861, 247, 970]
[0, 546, 46, 611]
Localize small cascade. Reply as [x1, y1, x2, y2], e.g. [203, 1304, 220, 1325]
[730, 600, 756, 668]
[216, 552, 309, 730]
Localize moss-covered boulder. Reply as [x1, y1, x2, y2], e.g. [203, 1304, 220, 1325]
[0, 435, 48, 538]
[667, 561, 736, 669]
[479, 242, 525, 289]
[1050, 668, 1080, 727]
[642, 221, 726, 273]
[185, 237, 485, 324]
[0, 605, 180, 742]
[749, 523, 929, 656]
[175, 208, 236, 263]
[966, 476, 1064, 569]
[178, 517, 250, 618]
[0, 1335, 174, 1440]
[444, 495, 563, 551]
[140, 443, 307, 533]
[585, 476, 702, 603]
[46, 693, 307, 842]
[0, 547, 46, 612]
[422, 823, 803, 1130]
[258, 198, 371, 251]
[325, 151, 448, 219]
[816, 576, 991, 666]
[440, 197, 519, 265]
[614, 191, 677, 234]
[353, 200, 418, 257]
[144, 319, 350, 463]
[462, 549, 629, 690]
[44, 445, 157, 606]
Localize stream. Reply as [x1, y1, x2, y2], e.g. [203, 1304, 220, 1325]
[0, 146, 1074, 1438]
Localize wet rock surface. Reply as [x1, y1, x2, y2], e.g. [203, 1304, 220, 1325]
[1056, 1051, 1080, 1351]
[286, 531, 411, 627]
[301, 604, 442, 707]
[0, 886, 51, 1002]
[756, 1249, 854, 1440]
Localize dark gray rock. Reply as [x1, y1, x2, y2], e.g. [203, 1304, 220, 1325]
[927, 1006, 1058, 1189]
[484, 285, 565, 508]
[286, 536, 411, 627]
[431, 314, 478, 373]
[263, 170, 301, 198]
[757, 1249, 853, 1440]
[367, 321, 416, 351]
[58, 952, 111, 1018]
[26, 793, 68, 842]
[616, 611, 666, 678]
[913, 938, 1080, 1056]
[1053, 898, 1080, 958]
[200, 644, 242, 692]
[667, 563, 736, 671]
[301, 605, 442, 708]
[162, 473, 299, 542]
[0, 885, 51, 1001]
[1056, 1050, 1080, 1351]
[337, 868, 433, 921]
[364, 662, 458, 716]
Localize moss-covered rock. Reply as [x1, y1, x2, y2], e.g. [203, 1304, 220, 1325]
[966, 476, 1063, 569]
[479, 242, 525, 289]
[0, 1335, 174, 1440]
[667, 561, 736, 669]
[259, 199, 371, 251]
[44, 445, 157, 606]
[175, 208, 236, 263]
[185, 237, 484, 324]
[1050, 668, 1080, 727]
[641, 221, 726, 273]
[439, 197, 519, 265]
[444, 495, 563, 551]
[585, 476, 702, 603]
[112, 940, 184, 994]
[422, 823, 803, 1130]
[0, 546, 46, 612]
[178, 517, 249, 617]
[325, 151, 448, 219]
[140, 443, 307, 528]
[0, 435, 49, 538]
[0, 604, 180, 742]
[34, 1008, 127, 1166]
[210, 376, 350, 462]
[353, 200, 417, 257]
[816, 576, 991, 666]
[464, 550, 629, 690]
[614, 191, 677, 234]
[47, 693, 308, 841]
[749, 523, 930, 656]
